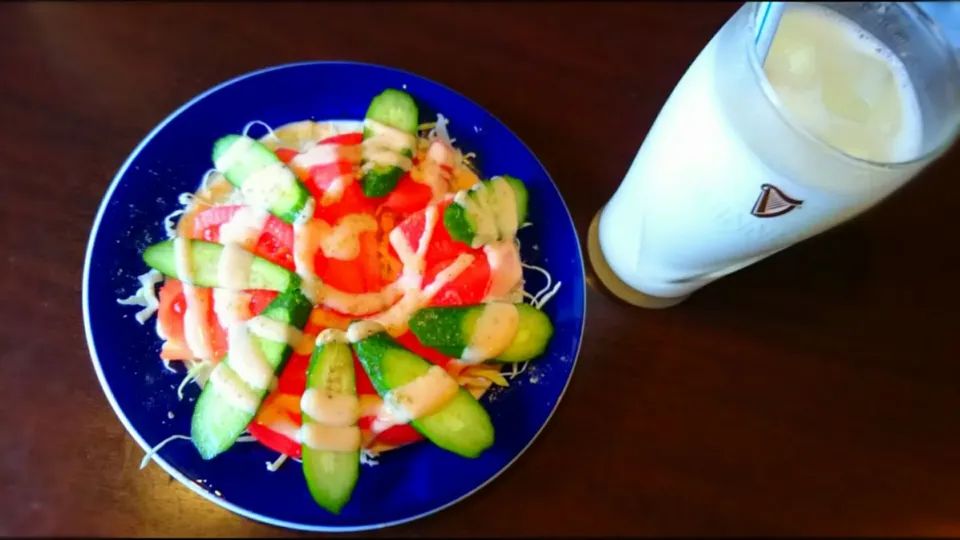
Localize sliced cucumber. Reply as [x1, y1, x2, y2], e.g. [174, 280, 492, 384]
[142, 239, 299, 292]
[301, 340, 360, 515]
[443, 176, 530, 248]
[408, 302, 553, 363]
[361, 89, 419, 197]
[190, 289, 313, 459]
[212, 134, 312, 224]
[353, 331, 494, 458]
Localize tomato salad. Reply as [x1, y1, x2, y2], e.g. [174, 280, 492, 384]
[119, 89, 561, 514]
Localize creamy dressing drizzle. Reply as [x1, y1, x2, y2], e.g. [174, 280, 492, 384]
[346, 320, 385, 343]
[320, 214, 378, 261]
[299, 422, 362, 452]
[482, 240, 523, 303]
[292, 143, 361, 170]
[219, 206, 268, 249]
[293, 212, 399, 313]
[416, 141, 455, 203]
[361, 118, 415, 172]
[217, 243, 254, 289]
[212, 288, 253, 327]
[491, 178, 519, 240]
[173, 237, 214, 360]
[209, 363, 260, 414]
[226, 322, 276, 391]
[301, 389, 360, 427]
[241, 163, 297, 211]
[460, 303, 520, 363]
[213, 206, 266, 327]
[454, 178, 518, 248]
[371, 204, 472, 335]
[373, 366, 459, 432]
[247, 316, 303, 348]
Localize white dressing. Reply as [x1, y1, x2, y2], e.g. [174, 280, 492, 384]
[241, 163, 297, 211]
[217, 243, 254, 290]
[209, 363, 260, 414]
[381, 365, 459, 423]
[212, 288, 253, 327]
[247, 316, 304, 347]
[226, 322, 276, 391]
[460, 303, 520, 363]
[301, 389, 360, 427]
[346, 320, 385, 343]
[299, 423, 362, 452]
[482, 241, 523, 302]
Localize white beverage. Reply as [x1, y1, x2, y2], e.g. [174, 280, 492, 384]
[591, 2, 937, 306]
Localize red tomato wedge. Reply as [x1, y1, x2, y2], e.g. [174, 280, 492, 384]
[426, 253, 492, 307]
[320, 132, 363, 146]
[274, 148, 298, 164]
[393, 200, 467, 269]
[382, 174, 433, 215]
[156, 279, 228, 361]
[190, 205, 295, 271]
[248, 392, 302, 459]
[312, 182, 379, 225]
[157, 281, 278, 362]
[248, 290, 279, 316]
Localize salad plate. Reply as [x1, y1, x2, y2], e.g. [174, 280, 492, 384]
[82, 61, 585, 531]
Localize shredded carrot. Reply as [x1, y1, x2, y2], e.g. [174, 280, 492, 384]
[376, 209, 403, 283]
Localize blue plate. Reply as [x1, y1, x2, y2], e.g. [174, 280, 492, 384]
[82, 62, 586, 532]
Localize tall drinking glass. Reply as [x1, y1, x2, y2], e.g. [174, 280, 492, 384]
[588, 2, 960, 308]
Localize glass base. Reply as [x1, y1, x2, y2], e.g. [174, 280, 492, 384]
[587, 209, 690, 309]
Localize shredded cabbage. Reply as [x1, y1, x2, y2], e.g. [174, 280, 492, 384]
[266, 453, 288, 472]
[176, 360, 213, 400]
[242, 120, 279, 141]
[116, 270, 163, 324]
[360, 449, 380, 467]
[139, 434, 191, 470]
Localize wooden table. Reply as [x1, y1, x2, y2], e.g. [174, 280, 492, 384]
[3, 1, 959, 536]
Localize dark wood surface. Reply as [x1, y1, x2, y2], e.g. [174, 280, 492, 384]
[3, 1, 960, 536]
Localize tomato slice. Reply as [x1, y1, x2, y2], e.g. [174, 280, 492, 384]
[277, 352, 311, 396]
[382, 174, 432, 214]
[248, 392, 302, 458]
[313, 182, 379, 224]
[358, 231, 382, 292]
[157, 279, 187, 348]
[320, 132, 363, 146]
[394, 200, 465, 268]
[309, 161, 356, 193]
[190, 205, 295, 271]
[157, 279, 228, 360]
[248, 290, 279, 316]
[425, 253, 492, 307]
[373, 424, 424, 447]
[274, 148, 298, 164]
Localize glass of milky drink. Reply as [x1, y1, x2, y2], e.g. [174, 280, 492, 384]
[587, 2, 960, 308]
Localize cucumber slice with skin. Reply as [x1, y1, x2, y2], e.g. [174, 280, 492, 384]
[361, 89, 419, 197]
[353, 332, 494, 458]
[212, 134, 312, 224]
[408, 303, 554, 363]
[190, 289, 313, 459]
[142, 239, 299, 292]
[301, 340, 360, 515]
[443, 176, 530, 248]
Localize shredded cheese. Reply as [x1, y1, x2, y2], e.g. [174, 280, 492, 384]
[116, 270, 164, 324]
